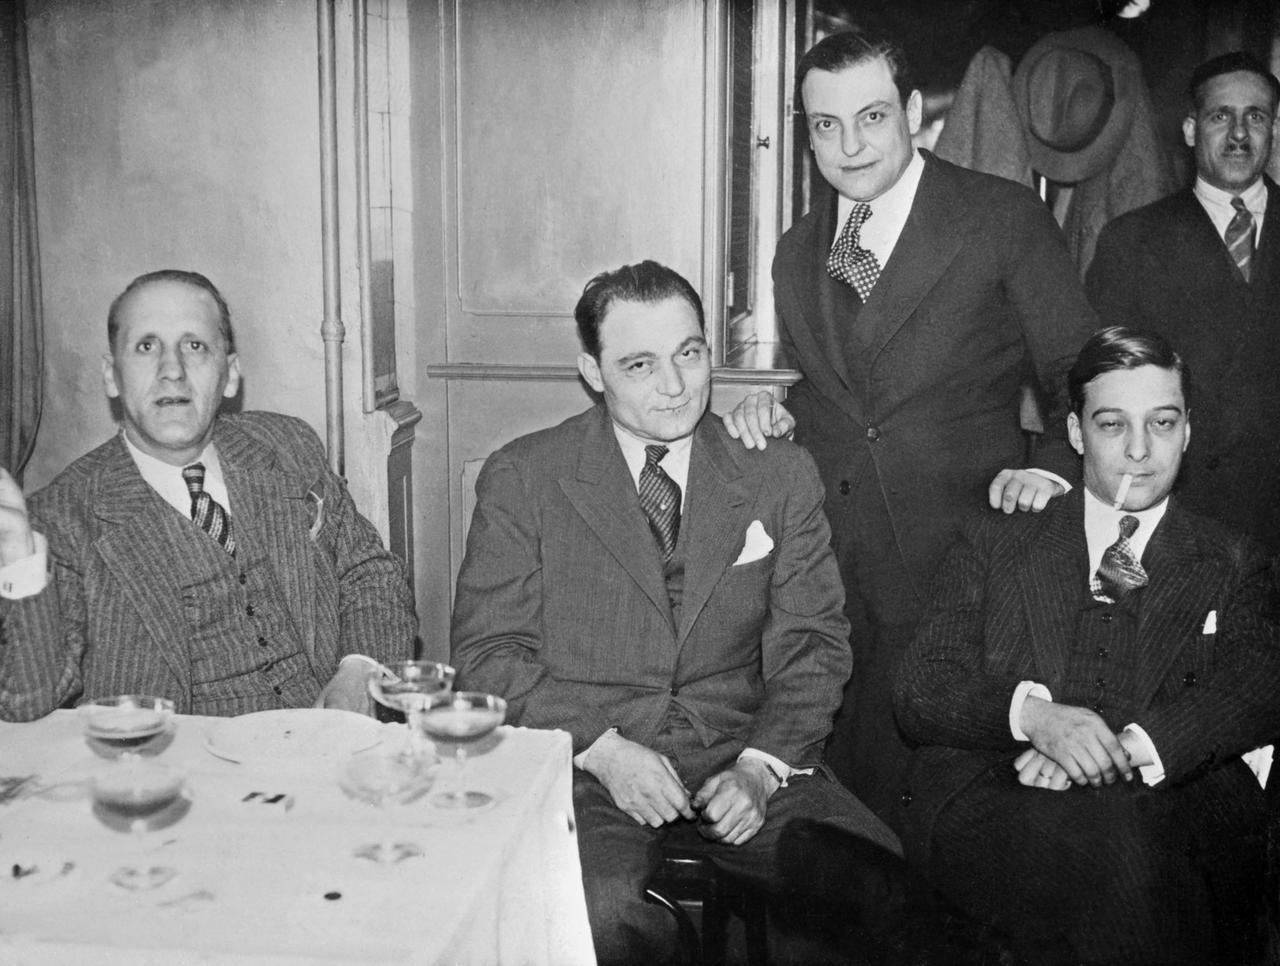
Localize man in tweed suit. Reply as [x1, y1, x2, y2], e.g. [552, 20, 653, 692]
[893, 327, 1280, 964]
[452, 261, 903, 964]
[0, 270, 416, 720]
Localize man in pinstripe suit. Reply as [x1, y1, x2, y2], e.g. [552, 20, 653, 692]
[893, 327, 1280, 964]
[0, 270, 416, 720]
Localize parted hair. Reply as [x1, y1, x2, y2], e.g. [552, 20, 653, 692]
[1068, 326, 1191, 415]
[574, 260, 705, 360]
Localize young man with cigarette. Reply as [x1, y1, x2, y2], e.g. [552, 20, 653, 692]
[893, 326, 1280, 965]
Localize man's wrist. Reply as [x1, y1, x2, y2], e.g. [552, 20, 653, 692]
[735, 755, 782, 796]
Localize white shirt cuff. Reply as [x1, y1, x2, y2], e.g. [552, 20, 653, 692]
[1123, 723, 1165, 786]
[1010, 680, 1052, 740]
[1026, 468, 1071, 493]
[0, 531, 49, 600]
[574, 727, 618, 769]
[737, 748, 813, 787]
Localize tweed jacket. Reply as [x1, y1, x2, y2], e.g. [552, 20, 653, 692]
[774, 150, 1097, 617]
[893, 488, 1280, 861]
[1086, 181, 1280, 553]
[0, 412, 417, 719]
[450, 405, 851, 766]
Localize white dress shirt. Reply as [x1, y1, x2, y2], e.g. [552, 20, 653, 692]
[1193, 175, 1268, 243]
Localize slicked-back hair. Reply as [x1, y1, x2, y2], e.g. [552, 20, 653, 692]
[107, 269, 235, 354]
[1068, 326, 1191, 416]
[795, 29, 916, 112]
[1188, 50, 1280, 112]
[574, 260, 705, 361]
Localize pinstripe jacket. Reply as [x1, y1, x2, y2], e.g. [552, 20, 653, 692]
[0, 412, 417, 720]
[892, 487, 1280, 861]
[451, 404, 851, 768]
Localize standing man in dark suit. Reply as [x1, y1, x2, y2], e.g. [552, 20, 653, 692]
[894, 327, 1280, 965]
[1087, 52, 1280, 553]
[0, 269, 416, 719]
[726, 28, 1097, 828]
[452, 261, 903, 965]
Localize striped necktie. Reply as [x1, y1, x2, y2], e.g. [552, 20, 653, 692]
[1092, 515, 1147, 603]
[181, 462, 236, 556]
[638, 445, 681, 562]
[827, 203, 881, 302]
[1225, 196, 1255, 283]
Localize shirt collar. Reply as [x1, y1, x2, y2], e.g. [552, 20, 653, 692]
[1082, 486, 1168, 574]
[1194, 174, 1267, 218]
[611, 422, 693, 495]
[121, 431, 231, 517]
[834, 148, 926, 261]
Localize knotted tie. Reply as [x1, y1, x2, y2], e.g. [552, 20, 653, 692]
[638, 444, 680, 562]
[1225, 196, 1255, 283]
[826, 202, 881, 302]
[1092, 514, 1147, 603]
[181, 462, 236, 556]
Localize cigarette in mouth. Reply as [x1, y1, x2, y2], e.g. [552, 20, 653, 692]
[1113, 473, 1134, 510]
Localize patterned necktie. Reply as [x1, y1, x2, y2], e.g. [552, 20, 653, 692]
[1092, 514, 1147, 603]
[826, 202, 881, 302]
[1225, 196, 1255, 283]
[181, 462, 236, 556]
[638, 445, 681, 562]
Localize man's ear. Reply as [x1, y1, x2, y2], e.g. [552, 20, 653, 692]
[1067, 412, 1084, 456]
[1182, 115, 1197, 148]
[102, 353, 120, 399]
[577, 352, 604, 394]
[906, 89, 924, 136]
[1183, 411, 1191, 453]
[223, 353, 242, 398]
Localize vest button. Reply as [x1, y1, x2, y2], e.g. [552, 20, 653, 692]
[838, 480, 851, 495]
[900, 791, 913, 806]
[1183, 671, 1197, 687]
[1096, 647, 1109, 659]
[1100, 613, 1113, 624]
[669, 687, 679, 697]
[1094, 676, 1105, 688]
[866, 426, 881, 441]
[246, 604, 256, 617]
[238, 574, 247, 585]
[257, 636, 268, 647]
[272, 685, 282, 695]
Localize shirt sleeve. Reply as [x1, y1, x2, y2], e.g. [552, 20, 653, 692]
[0, 532, 48, 600]
[1010, 680, 1053, 740]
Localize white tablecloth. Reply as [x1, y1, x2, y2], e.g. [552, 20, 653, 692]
[0, 710, 596, 965]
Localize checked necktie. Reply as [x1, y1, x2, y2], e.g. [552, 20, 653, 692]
[182, 462, 236, 556]
[826, 202, 881, 302]
[1225, 196, 1255, 283]
[638, 445, 681, 563]
[1091, 515, 1147, 603]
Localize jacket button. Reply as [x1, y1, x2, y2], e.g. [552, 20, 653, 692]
[669, 687, 679, 697]
[238, 574, 247, 585]
[1184, 671, 1197, 687]
[900, 791, 912, 806]
[838, 480, 851, 495]
[246, 604, 256, 617]
[1100, 613, 1113, 624]
[272, 685, 282, 695]
[1094, 676, 1105, 688]
[257, 636, 268, 647]
[866, 426, 881, 441]
[1096, 647, 1109, 659]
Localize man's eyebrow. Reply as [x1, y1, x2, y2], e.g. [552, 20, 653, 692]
[1088, 404, 1184, 417]
[677, 335, 708, 350]
[614, 349, 656, 367]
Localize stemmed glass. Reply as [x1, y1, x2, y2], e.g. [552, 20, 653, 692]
[420, 692, 506, 811]
[338, 749, 434, 863]
[90, 759, 190, 890]
[367, 661, 456, 760]
[80, 695, 175, 760]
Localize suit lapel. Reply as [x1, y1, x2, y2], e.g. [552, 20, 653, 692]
[788, 195, 857, 402]
[1248, 175, 1280, 296]
[558, 407, 674, 627]
[216, 420, 318, 647]
[859, 153, 966, 359]
[1017, 491, 1088, 688]
[676, 421, 755, 644]
[1132, 502, 1220, 707]
[90, 440, 196, 701]
[1172, 190, 1255, 305]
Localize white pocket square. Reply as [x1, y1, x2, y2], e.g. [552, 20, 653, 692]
[733, 520, 774, 566]
[1202, 610, 1217, 634]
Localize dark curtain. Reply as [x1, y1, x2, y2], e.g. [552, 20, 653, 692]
[0, 0, 42, 482]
